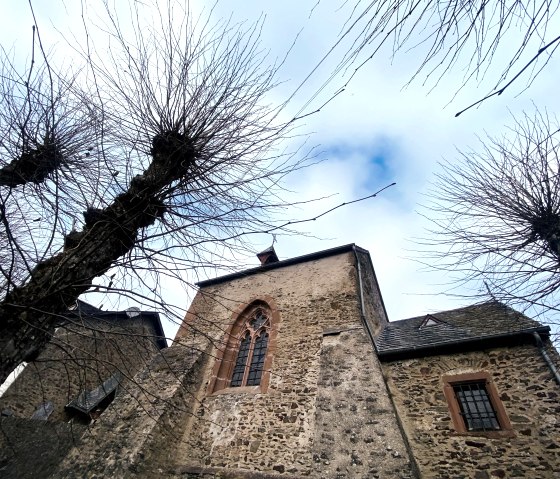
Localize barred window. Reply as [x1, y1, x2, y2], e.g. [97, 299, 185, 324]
[442, 372, 513, 436]
[453, 381, 500, 431]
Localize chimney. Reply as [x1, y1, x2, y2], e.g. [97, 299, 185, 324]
[256, 245, 279, 266]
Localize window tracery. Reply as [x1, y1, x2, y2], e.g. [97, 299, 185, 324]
[230, 309, 270, 387]
[208, 299, 278, 394]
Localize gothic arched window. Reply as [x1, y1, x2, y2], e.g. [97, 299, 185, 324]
[230, 309, 270, 387]
[208, 299, 278, 394]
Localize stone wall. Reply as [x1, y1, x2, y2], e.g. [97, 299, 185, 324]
[355, 248, 388, 338]
[382, 343, 560, 478]
[174, 251, 415, 478]
[311, 330, 415, 479]
[0, 417, 85, 479]
[53, 340, 211, 478]
[0, 316, 161, 422]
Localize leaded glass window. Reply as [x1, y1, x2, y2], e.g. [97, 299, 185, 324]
[246, 332, 269, 385]
[453, 381, 500, 431]
[230, 333, 251, 387]
[230, 309, 270, 387]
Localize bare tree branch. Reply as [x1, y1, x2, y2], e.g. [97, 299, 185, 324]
[0, 1, 314, 383]
[314, 0, 559, 111]
[420, 109, 560, 342]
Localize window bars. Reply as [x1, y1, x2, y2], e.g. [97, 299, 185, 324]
[453, 381, 500, 431]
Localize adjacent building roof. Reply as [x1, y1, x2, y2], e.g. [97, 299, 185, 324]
[71, 300, 167, 349]
[376, 301, 550, 360]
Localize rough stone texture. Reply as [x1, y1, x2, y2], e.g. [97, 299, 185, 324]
[4, 244, 558, 479]
[53, 340, 211, 478]
[173, 251, 414, 478]
[0, 417, 85, 479]
[311, 330, 414, 479]
[0, 314, 162, 423]
[382, 343, 560, 478]
[354, 248, 388, 338]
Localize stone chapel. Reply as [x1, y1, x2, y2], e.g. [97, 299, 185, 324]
[1, 244, 559, 478]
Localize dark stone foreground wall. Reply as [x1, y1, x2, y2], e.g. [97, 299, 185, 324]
[0, 417, 85, 479]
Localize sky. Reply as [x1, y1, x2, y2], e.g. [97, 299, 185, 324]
[1, 1, 560, 339]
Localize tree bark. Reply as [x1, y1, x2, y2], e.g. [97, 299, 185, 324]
[0, 134, 195, 384]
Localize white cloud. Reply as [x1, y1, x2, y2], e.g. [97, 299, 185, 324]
[2, 0, 559, 331]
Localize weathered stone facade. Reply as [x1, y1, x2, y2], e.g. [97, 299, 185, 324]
[382, 344, 560, 478]
[2, 244, 559, 479]
[52, 342, 211, 478]
[0, 417, 86, 479]
[0, 303, 164, 422]
[0, 303, 165, 479]
[173, 248, 415, 478]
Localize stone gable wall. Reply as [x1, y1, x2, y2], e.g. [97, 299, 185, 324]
[382, 343, 560, 478]
[174, 251, 415, 478]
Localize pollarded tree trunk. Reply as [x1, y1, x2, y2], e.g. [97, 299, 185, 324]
[0, 132, 195, 384]
[0, 134, 65, 187]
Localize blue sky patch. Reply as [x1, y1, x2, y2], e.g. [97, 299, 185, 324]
[323, 136, 398, 192]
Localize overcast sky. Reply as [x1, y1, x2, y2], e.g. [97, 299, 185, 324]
[2, 1, 560, 337]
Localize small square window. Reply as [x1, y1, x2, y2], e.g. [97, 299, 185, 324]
[442, 372, 513, 437]
[452, 381, 500, 431]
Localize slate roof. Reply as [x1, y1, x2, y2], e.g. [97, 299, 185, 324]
[71, 300, 167, 349]
[376, 301, 549, 360]
[66, 372, 122, 415]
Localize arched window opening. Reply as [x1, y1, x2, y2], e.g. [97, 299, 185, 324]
[208, 298, 279, 395]
[230, 309, 270, 388]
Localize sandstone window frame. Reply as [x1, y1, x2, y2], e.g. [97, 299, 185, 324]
[442, 372, 514, 438]
[230, 309, 269, 387]
[208, 297, 279, 395]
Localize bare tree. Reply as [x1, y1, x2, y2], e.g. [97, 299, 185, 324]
[421, 110, 560, 341]
[318, 0, 559, 113]
[0, 1, 318, 384]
